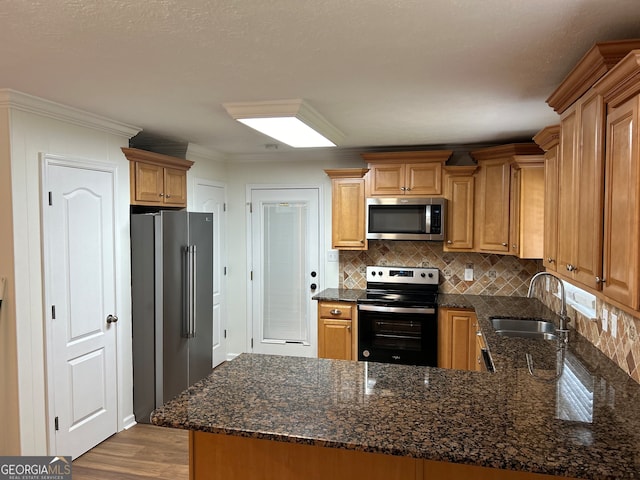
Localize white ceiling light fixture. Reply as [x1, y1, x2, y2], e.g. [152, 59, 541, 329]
[223, 99, 344, 148]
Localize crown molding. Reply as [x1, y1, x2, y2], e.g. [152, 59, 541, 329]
[470, 143, 543, 162]
[594, 50, 640, 108]
[0, 88, 141, 138]
[546, 39, 640, 114]
[532, 125, 560, 151]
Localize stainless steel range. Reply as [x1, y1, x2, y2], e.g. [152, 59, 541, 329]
[357, 266, 439, 367]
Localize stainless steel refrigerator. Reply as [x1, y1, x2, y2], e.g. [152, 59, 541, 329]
[131, 211, 214, 423]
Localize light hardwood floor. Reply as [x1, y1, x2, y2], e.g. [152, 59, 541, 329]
[72, 424, 188, 480]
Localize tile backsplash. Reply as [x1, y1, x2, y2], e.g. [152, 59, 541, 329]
[339, 240, 542, 296]
[537, 288, 640, 385]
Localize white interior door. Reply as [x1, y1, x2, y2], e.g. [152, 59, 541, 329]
[42, 156, 118, 459]
[193, 179, 227, 367]
[250, 187, 319, 357]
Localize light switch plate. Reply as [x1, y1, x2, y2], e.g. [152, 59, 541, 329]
[602, 308, 608, 332]
[611, 313, 618, 338]
[327, 250, 339, 262]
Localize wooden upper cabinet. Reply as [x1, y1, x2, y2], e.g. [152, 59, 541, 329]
[554, 89, 606, 290]
[361, 151, 452, 197]
[471, 144, 544, 257]
[122, 147, 194, 208]
[325, 169, 369, 250]
[443, 166, 477, 251]
[533, 125, 560, 271]
[595, 50, 640, 310]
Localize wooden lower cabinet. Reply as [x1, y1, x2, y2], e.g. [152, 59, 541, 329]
[318, 301, 356, 360]
[190, 431, 579, 480]
[438, 308, 480, 371]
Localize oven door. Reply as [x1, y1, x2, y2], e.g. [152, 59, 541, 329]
[357, 304, 437, 367]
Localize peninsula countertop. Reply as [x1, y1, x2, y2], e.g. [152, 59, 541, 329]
[151, 294, 640, 479]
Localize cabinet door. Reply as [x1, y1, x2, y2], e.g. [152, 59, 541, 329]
[602, 96, 640, 308]
[164, 167, 188, 206]
[517, 164, 545, 259]
[368, 163, 405, 196]
[543, 145, 559, 270]
[509, 167, 521, 256]
[556, 107, 578, 279]
[573, 92, 605, 289]
[443, 172, 474, 251]
[134, 161, 164, 204]
[475, 159, 510, 253]
[405, 162, 442, 195]
[331, 178, 367, 250]
[318, 319, 352, 360]
[438, 309, 477, 371]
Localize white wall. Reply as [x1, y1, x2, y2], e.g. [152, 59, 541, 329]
[224, 150, 365, 356]
[0, 89, 139, 455]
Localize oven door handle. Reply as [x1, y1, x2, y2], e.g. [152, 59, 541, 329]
[358, 305, 435, 315]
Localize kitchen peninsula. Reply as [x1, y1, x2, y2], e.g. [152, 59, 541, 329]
[151, 295, 640, 480]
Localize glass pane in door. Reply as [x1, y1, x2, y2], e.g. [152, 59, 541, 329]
[262, 202, 308, 342]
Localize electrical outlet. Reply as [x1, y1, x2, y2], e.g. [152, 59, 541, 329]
[611, 313, 618, 338]
[602, 308, 609, 332]
[464, 268, 474, 281]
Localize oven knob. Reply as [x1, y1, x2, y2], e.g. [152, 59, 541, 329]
[378, 271, 383, 276]
[362, 350, 370, 358]
[371, 271, 376, 276]
[421, 273, 426, 278]
[428, 273, 434, 278]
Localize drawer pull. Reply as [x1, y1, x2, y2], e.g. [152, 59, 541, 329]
[330, 309, 342, 315]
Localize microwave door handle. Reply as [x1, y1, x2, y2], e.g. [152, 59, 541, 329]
[425, 206, 431, 233]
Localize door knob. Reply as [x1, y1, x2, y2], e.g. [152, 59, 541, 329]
[106, 314, 119, 324]
[310, 283, 317, 290]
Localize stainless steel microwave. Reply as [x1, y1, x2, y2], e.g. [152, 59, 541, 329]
[366, 197, 446, 241]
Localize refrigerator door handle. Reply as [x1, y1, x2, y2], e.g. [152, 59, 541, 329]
[183, 245, 195, 338]
[191, 244, 197, 337]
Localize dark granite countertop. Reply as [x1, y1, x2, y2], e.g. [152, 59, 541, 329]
[152, 293, 640, 479]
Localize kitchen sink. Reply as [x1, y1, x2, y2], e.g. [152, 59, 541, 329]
[490, 317, 557, 340]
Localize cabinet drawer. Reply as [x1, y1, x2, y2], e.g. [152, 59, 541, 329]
[319, 302, 353, 320]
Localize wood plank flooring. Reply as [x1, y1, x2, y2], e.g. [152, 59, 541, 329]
[72, 424, 188, 480]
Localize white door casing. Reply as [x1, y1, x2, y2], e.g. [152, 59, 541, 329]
[42, 155, 118, 459]
[248, 187, 320, 357]
[193, 179, 227, 367]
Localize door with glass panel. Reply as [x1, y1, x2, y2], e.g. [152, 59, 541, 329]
[250, 187, 320, 357]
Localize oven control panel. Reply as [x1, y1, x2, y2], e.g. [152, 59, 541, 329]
[366, 266, 439, 285]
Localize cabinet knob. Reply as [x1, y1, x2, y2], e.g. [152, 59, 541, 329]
[446, 240, 453, 244]
[330, 309, 342, 315]
[512, 244, 517, 249]
[159, 193, 165, 197]
[566, 264, 576, 272]
[166, 194, 171, 198]
[501, 243, 508, 247]
[106, 314, 118, 324]
[595, 276, 606, 284]
[400, 187, 407, 191]
[547, 258, 555, 264]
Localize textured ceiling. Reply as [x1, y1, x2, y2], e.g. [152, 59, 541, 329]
[2, 0, 640, 156]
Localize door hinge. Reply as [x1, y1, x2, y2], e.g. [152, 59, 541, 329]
[51, 305, 56, 319]
[224, 329, 227, 339]
[54, 416, 59, 431]
[248, 202, 253, 213]
[48, 191, 53, 206]
[251, 338, 254, 349]
[224, 266, 227, 275]
[250, 271, 253, 281]
[223, 203, 227, 212]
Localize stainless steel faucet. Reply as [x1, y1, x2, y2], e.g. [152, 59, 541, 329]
[527, 272, 571, 338]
